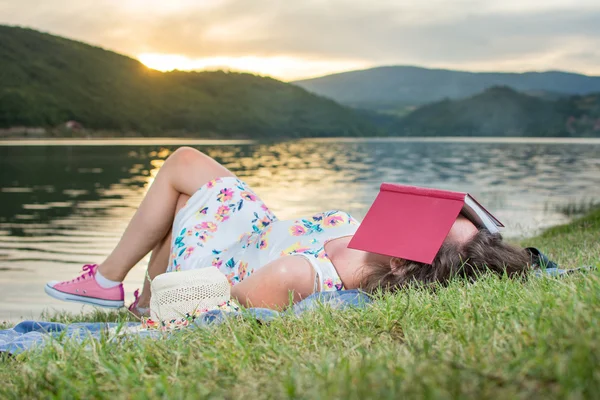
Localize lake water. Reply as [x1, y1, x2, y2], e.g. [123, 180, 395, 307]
[1, 137, 600, 321]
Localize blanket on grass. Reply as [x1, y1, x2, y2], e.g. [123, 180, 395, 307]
[1, 265, 594, 355]
[0, 290, 369, 355]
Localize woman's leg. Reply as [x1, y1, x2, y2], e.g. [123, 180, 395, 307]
[134, 193, 190, 310]
[46, 147, 237, 307]
[97, 146, 235, 281]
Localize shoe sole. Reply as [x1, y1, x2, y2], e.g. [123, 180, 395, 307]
[44, 284, 124, 308]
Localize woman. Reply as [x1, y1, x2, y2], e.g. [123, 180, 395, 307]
[45, 147, 530, 314]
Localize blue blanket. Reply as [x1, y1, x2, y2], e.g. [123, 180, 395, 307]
[2, 266, 593, 355]
[0, 290, 370, 355]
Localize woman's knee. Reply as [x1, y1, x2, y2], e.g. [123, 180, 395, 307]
[169, 147, 204, 166]
[163, 147, 234, 194]
[165, 147, 214, 173]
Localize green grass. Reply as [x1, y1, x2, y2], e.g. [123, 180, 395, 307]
[552, 200, 600, 218]
[2, 210, 600, 399]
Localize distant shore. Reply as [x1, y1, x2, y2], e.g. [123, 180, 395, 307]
[3, 136, 600, 146]
[0, 137, 257, 146]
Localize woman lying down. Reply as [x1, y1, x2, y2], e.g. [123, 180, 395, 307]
[45, 147, 530, 325]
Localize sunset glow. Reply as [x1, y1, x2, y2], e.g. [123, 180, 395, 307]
[137, 53, 371, 81]
[1, 0, 599, 77]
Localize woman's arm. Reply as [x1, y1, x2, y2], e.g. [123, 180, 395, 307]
[230, 256, 316, 310]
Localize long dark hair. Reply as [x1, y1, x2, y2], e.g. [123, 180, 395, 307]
[360, 230, 530, 293]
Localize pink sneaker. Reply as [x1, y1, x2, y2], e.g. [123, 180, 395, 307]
[45, 264, 124, 308]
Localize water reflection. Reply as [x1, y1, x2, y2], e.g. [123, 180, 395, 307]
[1, 139, 600, 319]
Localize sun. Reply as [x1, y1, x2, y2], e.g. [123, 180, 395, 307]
[137, 53, 370, 81]
[138, 54, 192, 72]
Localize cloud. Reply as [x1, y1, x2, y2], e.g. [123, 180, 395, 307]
[1, 0, 599, 78]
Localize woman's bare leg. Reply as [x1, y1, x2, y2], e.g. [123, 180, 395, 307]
[98, 147, 235, 281]
[134, 194, 190, 310]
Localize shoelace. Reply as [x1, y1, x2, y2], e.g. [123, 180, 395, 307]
[127, 289, 151, 320]
[128, 289, 140, 311]
[65, 264, 97, 284]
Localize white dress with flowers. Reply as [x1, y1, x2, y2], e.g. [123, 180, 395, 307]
[167, 177, 360, 292]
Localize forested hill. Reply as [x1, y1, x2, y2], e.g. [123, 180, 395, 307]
[2, 26, 599, 138]
[0, 26, 378, 137]
[391, 86, 600, 137]
[293, 65, 600, 110]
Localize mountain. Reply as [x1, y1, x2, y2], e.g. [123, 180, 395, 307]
[293, 66, 600, 112]
[2, 26, 599, 139]
[390, 86, 600, 137]
[0, 26, 379, 138]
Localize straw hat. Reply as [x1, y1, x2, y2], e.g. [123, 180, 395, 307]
[144, 267, 239, 331]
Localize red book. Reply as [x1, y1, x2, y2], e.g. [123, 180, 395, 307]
[348, 183, 504, 264]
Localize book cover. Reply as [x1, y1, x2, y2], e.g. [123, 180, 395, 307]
[348, 183, 503, 264]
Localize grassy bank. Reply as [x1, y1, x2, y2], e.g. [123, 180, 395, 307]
[1, 210, 599, 399]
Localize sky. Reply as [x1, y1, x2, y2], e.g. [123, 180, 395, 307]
[1, 0, 599, 81]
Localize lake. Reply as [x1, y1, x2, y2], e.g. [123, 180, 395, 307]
[1, 137, 600, 321]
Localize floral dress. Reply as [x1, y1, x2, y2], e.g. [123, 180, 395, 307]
[168, 177, 360, 292]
